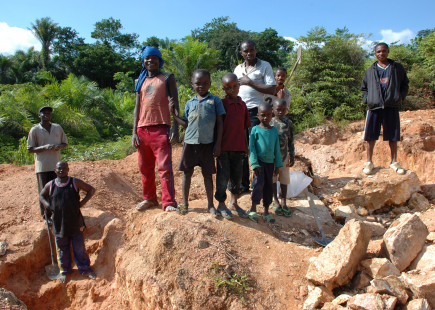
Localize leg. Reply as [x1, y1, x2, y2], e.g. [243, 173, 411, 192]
[137, 127, 157, 203]
[202, 171, 214, 209]
[280, 184, 288, 208]
[182, 169, 193, 207]
[389, 141, 398, 163]
[262, 163, 274, 215]
[366, 141, 376, 162]
[55, 235, 72, 275]
[215, 152, 230, 205]
[272, 183, 280, 207]
[71, 233, 92, 275]
[250, 164, 264, 213]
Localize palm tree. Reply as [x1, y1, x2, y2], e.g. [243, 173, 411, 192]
[29, 17, 59, 70]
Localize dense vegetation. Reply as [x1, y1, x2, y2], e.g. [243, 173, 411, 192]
[0, 16, 433, 164]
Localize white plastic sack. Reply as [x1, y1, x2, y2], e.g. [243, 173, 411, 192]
[277, 171, 312, 198]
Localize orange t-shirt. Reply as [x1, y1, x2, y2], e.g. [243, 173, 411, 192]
[137, 74, 171, 127]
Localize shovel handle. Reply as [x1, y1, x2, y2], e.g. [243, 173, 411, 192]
[45, 210, 56, 265]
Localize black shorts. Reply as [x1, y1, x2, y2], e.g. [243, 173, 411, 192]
[364, 108, 400, 142]
[178, 143, 216, 174]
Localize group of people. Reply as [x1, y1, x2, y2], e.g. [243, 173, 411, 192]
[26, 40, 409, 282]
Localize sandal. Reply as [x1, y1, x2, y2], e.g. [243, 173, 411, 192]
[234, 206, 248, 218]
[362, 161, 374, 175]
[274, 206, 284, 216]
[208, 206, 220, 217]
[262, 213, 276, 223]
[390, 162, 405, 175]
[247, 211, 259, 223]
[165, 205, 177, 212]
[282, 207, 292, 217]
[177, 204, 188, 215]
[217, 205, 233, 220]
[136, 200, 157, 211]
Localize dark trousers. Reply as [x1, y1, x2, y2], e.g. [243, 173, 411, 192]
[55, 232, 92, 275]
[215, 151, 244, 202]
[251, 161, 274, 207]
[241, 107, 260, 190]
[36, 171, 57, 218]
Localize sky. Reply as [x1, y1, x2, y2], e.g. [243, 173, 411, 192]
[1, 0, 434, 55]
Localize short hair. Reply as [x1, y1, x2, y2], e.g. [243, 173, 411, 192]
[276, 67, 287, 74]
[192, 69, 210, 80]
[374, 42, 389, 52]
[240, 40, 256, 50]
[258, 101, 273, 112]
[56, 161, 68, 167]
[222, 73, 238, 83]
[273, 98, 287, 108]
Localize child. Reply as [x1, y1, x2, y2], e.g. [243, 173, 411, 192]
[215, 73, 251, 219]
[270, 99, 295, 216]
[265, 67, 291, 106]
[39, 161, 96, 283]
[172, 69, 225, 217]
[248, 102, 283, 223]
[132, 46, 178, 211]
[132, 46, 179, 212]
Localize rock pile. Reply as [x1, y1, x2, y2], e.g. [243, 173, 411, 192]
[303, 211, 434, 310]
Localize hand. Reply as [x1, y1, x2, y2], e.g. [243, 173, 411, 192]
[277, 89, 285, 99]
[274, 167, 280, 175]
[213, 144, 221, 158]
[169, 99, 176, 115]
[132, 133, 140, 148]
[238, 74, 252, 86]
[289, 157, 295, 167]
[44, 144, 55, 150]
[254, 167, 261, 177]
[169, 128, 179, 144]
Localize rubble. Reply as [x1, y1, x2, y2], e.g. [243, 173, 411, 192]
[403, 298, 431, 310]
[303, 285, 334, 310]
[409, 244, 435, 272]
[368, 275, 409, 304]
[408, 192, 431, 212]
[401, 270, 435, 308]
[382, 213, 429, 271]
[347, 293, 397, 310]
[360, 258, 400, 279]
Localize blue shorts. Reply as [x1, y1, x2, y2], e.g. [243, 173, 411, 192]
[364, 108, 400, 142]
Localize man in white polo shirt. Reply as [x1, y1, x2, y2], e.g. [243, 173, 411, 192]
[27, 106, 68, 224]
[234, 40, 276, 192]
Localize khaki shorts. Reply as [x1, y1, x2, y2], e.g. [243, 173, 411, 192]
[273, 157, 290, 185]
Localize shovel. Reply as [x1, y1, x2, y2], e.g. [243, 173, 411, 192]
[304, 188, 333, 247]
[45, 210, 60, 280]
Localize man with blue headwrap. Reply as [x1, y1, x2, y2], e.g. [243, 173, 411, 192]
[132, 46, 179, 212]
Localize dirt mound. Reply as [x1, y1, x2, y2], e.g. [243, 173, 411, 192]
[0, 109, 433, 309]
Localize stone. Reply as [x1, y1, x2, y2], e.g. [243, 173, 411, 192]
[382, 213, 429, 271]
[408, 192, 431, 212]
[347, 293, 385, 310]
[382, 295, 398, 310]
[360, 258, 401, 279]
[403, 299, 431, 310]
[0, 241, 7, 256]
[332, 293, 352, 305]
[364, 239, 384, 259]
[357, 207, 369, 216]
[409, 244, 435, 272]
[321, 302, 346, 310]
[338, 171, 421, 212]
[368, 275, 409, 304]
[401, 270, 435, 308]
[306, 219, 371, 290]
[361, 221, 386, 238]
[334, 205, 356, 222]
[0, 288, 27, 309]
[303, 286, 334, 310]
[352, 271, 372, 290]
[427, 232, 435, 243]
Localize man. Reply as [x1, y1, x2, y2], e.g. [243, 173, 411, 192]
[234, 40, 276, 192]
[361, 42, 409, 175]
[28, 106, 68, 224]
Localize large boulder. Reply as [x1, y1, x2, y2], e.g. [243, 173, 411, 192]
[407, 193, 431, 212]
[306, 219, 371, 290]
[401, 270, 435, 308]
[368, 275, 409, 304]
[382, 213, 429, 271]
[338, 171, 421, 212]
[409, 244, 435, 272]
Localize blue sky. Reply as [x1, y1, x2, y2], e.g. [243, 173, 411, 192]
[1, 0, 434, 55]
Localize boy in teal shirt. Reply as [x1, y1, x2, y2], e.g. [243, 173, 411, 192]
[248, 102, 283, 223]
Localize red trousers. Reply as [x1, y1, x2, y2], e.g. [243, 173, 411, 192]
[137, 126, 176, 209]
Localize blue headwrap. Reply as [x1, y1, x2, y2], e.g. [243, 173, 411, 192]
[134, 46, 165, 92]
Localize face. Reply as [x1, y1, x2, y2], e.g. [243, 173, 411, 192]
[55, 162, 69, 178]
[222, 78, 240, 99]
[240, 43, 256, 62]
[192, 74, 211, 97]
[275, 70, 287, 85]
[375, 45, 389, 62]
[273, 103, 287, 119]
[39, 110, 52, 123]
[143, 55, 160, 73]
[257, 107, 273, 126]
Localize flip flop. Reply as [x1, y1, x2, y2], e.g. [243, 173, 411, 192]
[247, 211, 259, 223]
[262, 213, 276, 223]
[177, 204, 188, 215]
[282, 207, 292, 218]
[136, 200, 156, 211]
[273, 206, 284, 216]
[217, 205, 233, 220]
[390, 162, 405, 175]
[165, 205, 177, 212]
[234, 206, 248, 218]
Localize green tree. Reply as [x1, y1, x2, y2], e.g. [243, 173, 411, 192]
[29, 17, 59, 70]
[252, 28, 294, 67]
[161, 37, 220, 87]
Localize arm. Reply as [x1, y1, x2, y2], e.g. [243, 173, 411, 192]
[274, 130, 283, 169]
[168, 74, 180, 142]
[361, 71, 368, 104]
[131, 93, 141, 148]
[399, 64, 409, 100]
[288, 121, 295, 167]
[239, 75, 276, 95]
[39, 182, 52, 210]
[249, 128, 260, 172]
[213, 115, 223, 157]
[74, 178, 96, 208]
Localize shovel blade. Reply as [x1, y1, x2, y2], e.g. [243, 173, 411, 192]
[313, 237, 333, 247]
[45, 264, 60, 280]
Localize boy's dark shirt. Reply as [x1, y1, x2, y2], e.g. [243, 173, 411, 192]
[221, 96, 251, 152]
[49, 177, 85, 238]
[270, 116, 294, 163]
[376, 64, 391, 99]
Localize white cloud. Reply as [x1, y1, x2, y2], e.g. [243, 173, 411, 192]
[380, 29, 415, 45]
[0, 22, 41, 55]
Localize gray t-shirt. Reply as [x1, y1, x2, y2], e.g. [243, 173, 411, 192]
[234, 59, 276, 110]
